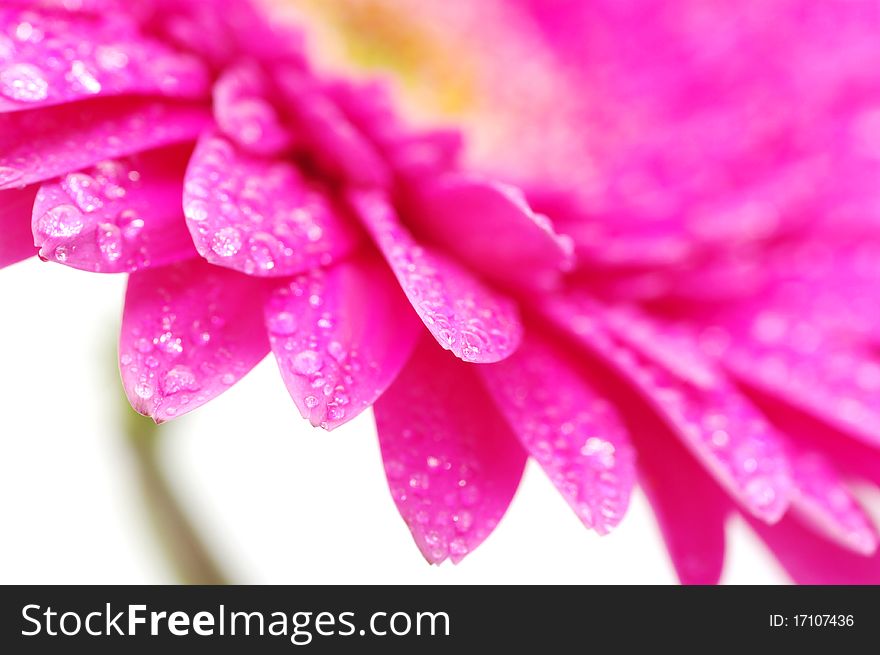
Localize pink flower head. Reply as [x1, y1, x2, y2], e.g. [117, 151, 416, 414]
[0, 0, 579, 563]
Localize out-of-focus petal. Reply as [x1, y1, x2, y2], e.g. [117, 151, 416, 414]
[374, 335, 527, 564]
[350, 189, 522, 363]
[183, 131, 359, 277]
[633, 393, 730, 585]
[276, 69, 389, 188]
[120, 258, 269, 421]
[0, 96, 210, 190]
[0, 186, 37, 267]
[406, 174, 574, 290]
[265, 250, 422, 430]
[478, 331, 635, 534]
[786, 445, 878, 556]
[542, 293, 793, 523]
[0, 6, 209, 114]
[213, 62, 291, 156]
[749, 513, 880, 585]
[31, 144, 196, 272]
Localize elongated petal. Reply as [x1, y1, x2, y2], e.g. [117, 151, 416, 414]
[0, 6, 209, 113]
[634, 397, 730, 585]
[478, 332, 635, 533]
[350, 190, 522, 363]
[407, 174, 574, 290]
[542, 294, 793, 522]
[0, 97, 209, 190]
[183, 131, 358, 276]
[265, 250, 422, 430]
[0, 186, 37, 267]
[749, 513, 880, 584]
[786, 445, 878, 556]
[120, 258, 270, 421]
[374, 336, 527, 563]
[31, 144, 196, 272]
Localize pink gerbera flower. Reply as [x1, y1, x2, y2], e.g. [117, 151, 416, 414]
[0, 0, 578, 562]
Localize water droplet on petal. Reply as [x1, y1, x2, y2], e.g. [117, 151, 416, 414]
[0, 62, 48, 102]
[211, 226, 242, 257]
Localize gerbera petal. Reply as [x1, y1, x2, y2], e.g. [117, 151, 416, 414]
[120, 258, 270, 422]
[749, 513, 880, 585]
[350, 189, 523, 363]
[477, 331, 636, 533]
[31, 144, 196, 272]
[786, 445, 878, 556]
[265, 250, 422, 430]
[542, 294, 793, 523]
[0, 96, 209, 190]
[405, 174, 574, 290]
[634, 400, 730, 585]
[0, 186, 37, 268]
[275, 69, 389, 188]
[0, 6, 210, 113]
[183, 131, 359, 277]
[374, 335, 527, 564]
[212, 62, 291, 156]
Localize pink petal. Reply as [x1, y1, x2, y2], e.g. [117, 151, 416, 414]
[374, 335, 527, 564]
[0, 96, 209, 190]
[265, 250, 422, 430]
[0, 7, 209, 114]
[0, 185, 37, 267]
[542, 293, 793, 523]
[212, 62, 291, 156]
[634, 396, 730, 585]
[350, 189, 523, 363]
[405, 174, 574, 290]
[749, 513, 880, 585]
[786, 445, 878, 556]
[183, 131, 359, 277]
[275, 68, 389, 188]
[477, 331, 636, 534]
[120, 258, 270, 421]
[31, 144, 197, 272]
[722, 327, 880, 450]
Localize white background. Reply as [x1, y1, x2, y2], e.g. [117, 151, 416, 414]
[0, 258, 788, 584]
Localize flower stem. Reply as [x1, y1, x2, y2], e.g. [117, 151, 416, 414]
[122, 405, 229, 585]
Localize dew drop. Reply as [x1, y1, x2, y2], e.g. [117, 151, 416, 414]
[97, 222, 123, 263]
[211, 226, 242, 257]
[0, 62, 48, 102]
[36, 204, 84, 237]
[293, 350, 322, 375]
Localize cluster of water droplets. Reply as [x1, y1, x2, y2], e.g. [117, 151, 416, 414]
[183, 134, 354, 276]
[32, 159, 153, 271]
[351, 190, 522, 363]
[0, 8, 208, 108]
[480, 340, 635, 534]
[556, 301, 792, 521]
[716, 310, 880, 448]
[265, 271, 377, 429]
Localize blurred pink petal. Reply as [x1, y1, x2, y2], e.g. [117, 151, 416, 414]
[749, 513, 880, 585]
[0, 97, 209, 189]
[0, 6, 209, 113]
[212, 62, 291, 156]
[406, 174, 574, 290]
[785, 445, 878, 556]
[478, 332, 635, 534]
[265, 250, 422, 430]
[350, 189, 523, 363]
[634, 396, 730, 585]
[120, 258, 269, 421]
[0, 186, 37, 268]
[375, 335, 527, 563]
[183, 131, 359, 277]
[31, 144, 196, 272]
[542, 294, 793, 523]
[275, 69, 389, 188]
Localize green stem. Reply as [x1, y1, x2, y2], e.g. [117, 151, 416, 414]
[122, 407, 229, 585]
